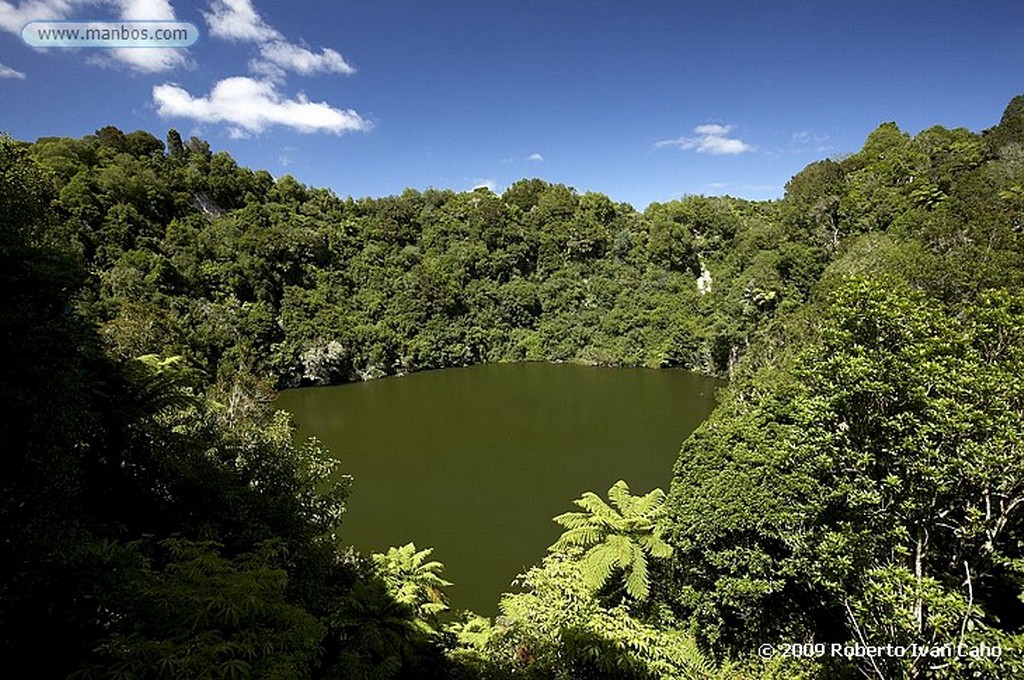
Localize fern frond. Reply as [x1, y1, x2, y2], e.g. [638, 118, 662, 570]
[606, 479, 633, 514]
[630, 487, 666, 519]
[666, 631, 717, 678]
[417, 559, 445, 574]
[604, 534, 635, 569]
[550, 526, 602, 552]
[581, 544, 618, 592]
[552, 510, 593, 530]
[419, 601, 448, 617]
[638, 532, 673, 559]
[573, 492, 619, 527]
[417, 572, 453, 589]
[412, 545, 434, 560]
[624, 549, 649, 600]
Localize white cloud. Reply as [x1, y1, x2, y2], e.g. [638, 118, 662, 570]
[105, 45, 187, 72]
[790, 130, 832, 153]
[1, 0, 188, 72]
[107, 0, 187, 72]
[153, 2, 363, 136]
[0, 61, 26, 78]
[471, 179, 497, 192]
[252, 40, 355, 79]
[694, 124, 731, 136]
[527, 152, 544, 162]
[792, 130, 829, 144]
[656, 124, 753, 155]
[202, 0, 280, 42]
[204, 0, 357, 82]
[117, 0, 174, 20]
[278, 145, 295, 166]
[0, 0, 85, 34]
[152, 76, 371, 135]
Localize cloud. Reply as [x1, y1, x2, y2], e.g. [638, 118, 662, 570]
[1, 0, 188, 72]
[471, 179, 497, 192]
[118, 0, 175, 21]
[527, 152, 544, 162]
[0, 0, 84, 34]
[251, 40, 355, 80]
[694, 123, 730, 136]
[791, 130, 832, 153]
[792, 130, 829, 144]
[106, 0, 187, 72]
[202, 0, 280, 42]
[152, 76, 371, 135]
[656, 124, 753, 155]
[278, 145, 295, 166]
[0, 61, 26, 78]
[149, 2, 363, 136]
[203, 0, 357, 82]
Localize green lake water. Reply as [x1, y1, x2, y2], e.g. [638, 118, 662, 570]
[275, 362, 721, 614]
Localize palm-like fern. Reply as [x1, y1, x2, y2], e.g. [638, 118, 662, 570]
[549, 480, 672, 601]
[126, 354, 200, 416]
[372, 543, 452, 631]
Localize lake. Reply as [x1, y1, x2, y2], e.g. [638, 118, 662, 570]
[275, 362, 721, 614]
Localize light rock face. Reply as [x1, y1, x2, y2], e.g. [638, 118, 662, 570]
[301, 340, 347, 384]
[696, 261, 712, 295]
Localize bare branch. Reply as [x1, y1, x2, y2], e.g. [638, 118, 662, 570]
[959, 560, 974, 649]
[843, 597, 887, 680]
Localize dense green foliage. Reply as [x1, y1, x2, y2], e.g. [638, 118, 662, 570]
[3, 95, 1024, 678]
[1, 135, 450, 679]
[447, 552, 735, 680]
[20, 125, 830, 394]
[664, 99, 1024, 677]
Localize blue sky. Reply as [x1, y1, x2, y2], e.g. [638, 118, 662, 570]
[1, 0, 1021, 210]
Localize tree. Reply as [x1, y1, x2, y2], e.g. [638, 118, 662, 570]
[0, 134, 95, 676]
[549, 480, 672, 601]
[985, 94, 1024, 152]
[667, 277, 1024, 678]
[372, 543, 452, 632]
[781, 159, 845, 252]
[645, 208, 698, 273]
[123, 130, 164, 159]
[77, 539, 325, 679]
[449, 552, 734, 680]
[325, 577, 450, 679]
[166, 128, 185, 158]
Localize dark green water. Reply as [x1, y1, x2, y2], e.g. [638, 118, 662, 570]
[275, 362, 720, 614]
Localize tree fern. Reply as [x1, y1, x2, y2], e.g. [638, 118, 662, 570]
[126, 354, 200, 417]
[372, 543, 452, 633]
[549, 480, 672, 601]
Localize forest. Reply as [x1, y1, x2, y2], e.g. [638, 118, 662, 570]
[2, 94, 1024, 678]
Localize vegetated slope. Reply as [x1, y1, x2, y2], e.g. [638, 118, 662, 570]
[664, 95, 1024, 678]
[28, 125, 834, 394]
[1, 135, 453, 679]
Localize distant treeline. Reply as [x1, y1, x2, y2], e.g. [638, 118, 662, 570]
[25, 122, 835, 392]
